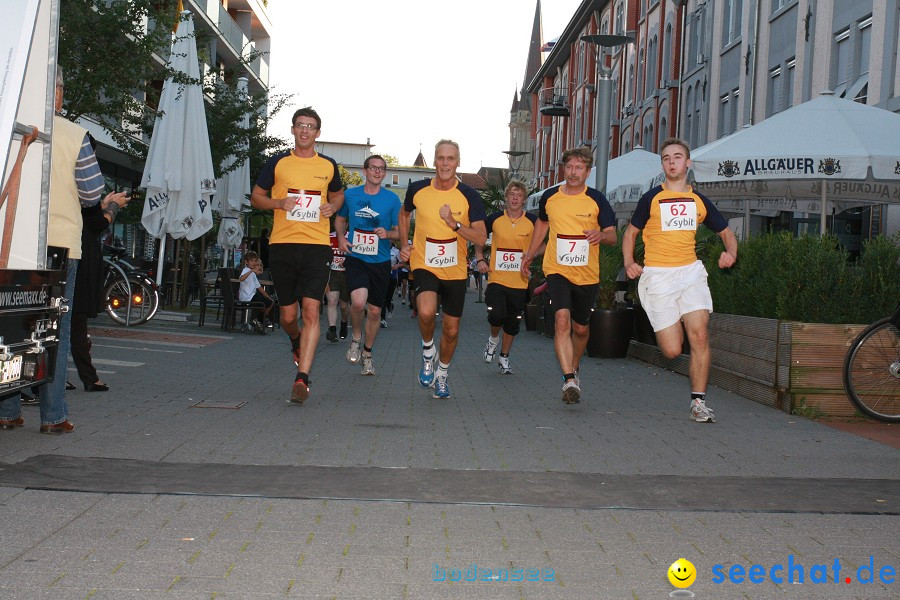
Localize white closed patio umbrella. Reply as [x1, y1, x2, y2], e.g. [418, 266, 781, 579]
[140, 11, 216, 284]
[690, 92, 900, 235]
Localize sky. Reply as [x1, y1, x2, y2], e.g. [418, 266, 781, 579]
[265, 0, 583, 173]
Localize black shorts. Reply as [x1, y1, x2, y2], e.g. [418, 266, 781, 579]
[326, 269, 350, 303]
[251, 291, 274, 308]
[412, 269, 466, 318]
[269, 243, 332, 305]
[398, 270, 409, 281]
[485, 283, 527, 335]
[345, 256, 390, 307]
[546, 274, 598, 326]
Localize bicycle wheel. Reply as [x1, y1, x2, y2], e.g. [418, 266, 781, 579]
[843, 317, 900, 422]
[104, 276, 157, 326]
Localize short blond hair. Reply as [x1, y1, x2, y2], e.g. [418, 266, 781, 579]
[660, 137, 691, 159]
[505, 180, 527, 196]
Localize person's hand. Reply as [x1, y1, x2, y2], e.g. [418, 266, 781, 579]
[398, 244, 411, 263]
[625, 262, 643, 279]
[439, 204, 453, 227]
[102, 191, 130, 208]
[279, 196, 296, 211]
[583, 229, 603, 245]
[520, 253, 533, 277]
[321, 202, 337, 218]
[477, 259, 489, 274]
[718, 251, 736, 269]
[374, 227, 388, 239]
[337, 235, 352, 253]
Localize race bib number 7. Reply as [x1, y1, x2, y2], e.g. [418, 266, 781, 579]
[286, 189, 322, 222]
[556, 234, 589, 266]
[425, 237, 458, 267]
[353, 229, 378, 256]
[660, 198, 697, 231]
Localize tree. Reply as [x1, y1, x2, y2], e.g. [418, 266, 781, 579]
[381, 154, 401, 167]
[339, 165, 364, 187]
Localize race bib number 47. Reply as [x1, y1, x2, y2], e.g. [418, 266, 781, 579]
[425, 237, 458, 267]
[286, 189, 322, 222]
[556, 234, 589, 266]
[353, 229, 378, 256]
[660, 198, 697, 231]
[494, 248, 522, 272]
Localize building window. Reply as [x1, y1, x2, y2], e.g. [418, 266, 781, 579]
[785, 58, 795, 108]
[771, 0, 790, 13]
[767, 66, 782, 117]
[694, 9, 706, 66]
[719, 93, 729, 137]
[732, 89, 740, 132]
[615, 1, 625, 35]
[663, 23, 672, 82]
[391, 174, 399, 186]
[578, 42, 586, 84]
[832, 28, 851, 96]
[637, 49, 645, 101]
[723, 0, 743, 46]
[658, 117, 667, 150]
[646, 36, 657, 97]
[601, 17, 609, 35]
[685, 85, 693, 143]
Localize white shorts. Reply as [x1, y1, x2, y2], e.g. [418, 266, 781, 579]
[638, 260, 713, 332]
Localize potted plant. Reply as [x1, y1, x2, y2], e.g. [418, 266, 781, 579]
[587, 228, 634, 358]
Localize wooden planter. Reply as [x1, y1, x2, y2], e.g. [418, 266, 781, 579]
[789, 322, 868, 417]
[629, 313, 868, 417]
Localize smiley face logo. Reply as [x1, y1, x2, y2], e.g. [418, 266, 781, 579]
[668, 558, 696, 588]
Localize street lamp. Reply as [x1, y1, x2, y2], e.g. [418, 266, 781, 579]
[581, 34, 634, 194]
[502, 150, 529, 180]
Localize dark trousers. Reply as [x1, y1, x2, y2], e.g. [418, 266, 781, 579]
[70, 313, 98, 385]
[383, 278, 397, 314]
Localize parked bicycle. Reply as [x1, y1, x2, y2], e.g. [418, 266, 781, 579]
[842, 304, 900, 422]
[102, 246, 160, 326]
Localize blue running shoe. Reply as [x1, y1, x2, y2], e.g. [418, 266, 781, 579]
[432, 376, 450, 399]
[418, 353, 435, 388]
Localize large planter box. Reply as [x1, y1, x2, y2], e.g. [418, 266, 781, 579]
[789, 322, 868, 417]
[629, 314, 869, 416]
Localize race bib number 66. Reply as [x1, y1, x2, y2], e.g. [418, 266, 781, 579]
[286, 189, 322, 222]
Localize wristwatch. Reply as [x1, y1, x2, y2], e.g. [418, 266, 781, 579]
[454, 221, 462, 231]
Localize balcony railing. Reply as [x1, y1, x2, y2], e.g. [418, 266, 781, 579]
[539, 84, 572, 117]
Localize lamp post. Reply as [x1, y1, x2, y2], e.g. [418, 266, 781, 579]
[502, 150, 528, 181]
[581, 34, 634, 194]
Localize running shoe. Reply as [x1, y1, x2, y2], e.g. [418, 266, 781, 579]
[418, 353, 435, 388]
[432, 376, 451, 399]
[361, 355, 375, 376]
[290, 377, 309, 404]
[690, 398, 716, 423]
[339, 322, 348, 340]
[498, 355, 512, 375]
[483, 337, 499, 363]
[325, 329, 338, 343]
[346, 338, 362, 364]
[561, 379, 581, 404]
[380, 319, 387, 328]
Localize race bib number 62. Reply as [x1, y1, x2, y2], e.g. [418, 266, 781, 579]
[660, 199, 697, 231]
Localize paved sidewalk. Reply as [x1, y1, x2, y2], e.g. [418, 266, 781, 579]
[0, 292, 897, 599]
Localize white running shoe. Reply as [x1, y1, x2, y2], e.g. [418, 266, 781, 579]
[690, 398, 716, 423]
[562, 379, 581, 404]
[498, 355, 512, 374]
[346, 338, 362, 364]
[483, 337, 499, 363]
[361, 355, 375, 376]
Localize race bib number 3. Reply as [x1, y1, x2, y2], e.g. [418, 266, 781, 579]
[660, 199, 697, 231]
[425, 237, 458, 267]
[494, 248, 522, 272]
[286, 189, 322, 222]
[556, 235, 589, 266]
[353, 229, 378, 256]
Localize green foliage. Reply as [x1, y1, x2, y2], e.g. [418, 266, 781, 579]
[381, 154, 401, 167]
[705, 231, 899, 324]
[480, 178, 509, 216]
[339, 165, 364, 187]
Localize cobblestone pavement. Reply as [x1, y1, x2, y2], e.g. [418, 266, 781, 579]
[1, 293, 897, 599]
